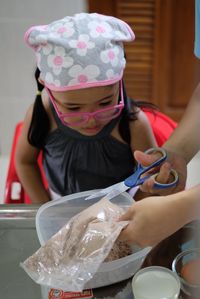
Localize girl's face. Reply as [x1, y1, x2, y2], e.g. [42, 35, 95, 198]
[50, 83, 121, 136]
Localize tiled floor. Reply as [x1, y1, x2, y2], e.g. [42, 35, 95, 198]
[0, 152, 200, 204]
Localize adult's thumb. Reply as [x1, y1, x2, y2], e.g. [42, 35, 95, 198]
[134, 150, 160, 167]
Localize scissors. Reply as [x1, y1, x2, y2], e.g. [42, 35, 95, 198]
[85, 147, 179, 201]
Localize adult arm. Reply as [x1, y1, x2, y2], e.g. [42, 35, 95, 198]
[164, 82, 200, 163]
[119, 184, 200, 247]
[133, 82, 200, 194]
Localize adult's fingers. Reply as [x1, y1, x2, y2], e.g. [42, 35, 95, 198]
[134, 150, 161, 167]
[139, 163, 174, 194]
[118, 208, 135, 243]
[154, 162, 171, 184]
[119, 208, 134, 222]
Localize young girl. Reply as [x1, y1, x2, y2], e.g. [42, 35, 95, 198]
[15, 13, 156, 203]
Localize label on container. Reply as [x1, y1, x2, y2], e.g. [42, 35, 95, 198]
[49, 289, 93, 299]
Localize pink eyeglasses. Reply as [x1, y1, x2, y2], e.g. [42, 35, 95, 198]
[46, 80, 124, 126]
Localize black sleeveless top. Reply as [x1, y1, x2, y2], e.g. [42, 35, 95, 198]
[43, 102, 136, 196]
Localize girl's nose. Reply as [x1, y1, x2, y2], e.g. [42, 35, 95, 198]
[87, 115, 97, 125]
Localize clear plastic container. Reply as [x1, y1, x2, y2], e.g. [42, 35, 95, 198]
[36, 190, 151, 289]
[172, 248, 200, 298]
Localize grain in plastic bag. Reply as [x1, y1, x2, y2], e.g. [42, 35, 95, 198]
[21, 198, 129, 292]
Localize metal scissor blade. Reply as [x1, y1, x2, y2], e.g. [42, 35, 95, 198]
[85, 181, 127, 200]
[84, 183, 119, 200]
[103, 182, 129, 201]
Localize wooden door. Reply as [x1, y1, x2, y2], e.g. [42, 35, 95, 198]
[88, 0, 200, 121]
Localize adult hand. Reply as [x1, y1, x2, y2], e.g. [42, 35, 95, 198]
[118, 194, 186, 247]
[134, 148, 187, 195]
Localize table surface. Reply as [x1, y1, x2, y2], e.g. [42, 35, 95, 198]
[1, 205, 199, 299]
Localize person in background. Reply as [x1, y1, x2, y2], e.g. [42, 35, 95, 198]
[119, 0, 200, 247]
[15, 13, 157, 203]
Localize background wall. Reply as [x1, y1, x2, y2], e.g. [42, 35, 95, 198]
[0, 0, 87, 156]
[0, 0, 87, 201]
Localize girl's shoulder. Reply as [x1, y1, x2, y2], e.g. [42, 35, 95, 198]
[129, 108, 157, 152]
[129, 108, 151, 130]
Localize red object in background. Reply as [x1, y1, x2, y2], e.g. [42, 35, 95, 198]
[4, 122, 48, 204]
[143, 109, 177, 147]
[4, 111, 176, 204]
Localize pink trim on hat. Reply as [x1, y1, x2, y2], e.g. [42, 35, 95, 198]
[107, 15, 135, 41]
[24, 25, 48, 50]
[24, 26, 36, 50]
[44, 72, 123, 91]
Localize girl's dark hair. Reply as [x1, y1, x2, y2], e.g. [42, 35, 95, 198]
[28, 68, 156, 147]
[28, 68, 50, 148]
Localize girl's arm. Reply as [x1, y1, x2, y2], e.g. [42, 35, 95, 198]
[129, 109, 157, 152]
[15, 105, 50, 203]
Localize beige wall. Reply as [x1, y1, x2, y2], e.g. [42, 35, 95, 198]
[0, 0, 87, 155]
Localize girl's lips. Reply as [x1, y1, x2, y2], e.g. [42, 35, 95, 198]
[83, 126, 102, 133]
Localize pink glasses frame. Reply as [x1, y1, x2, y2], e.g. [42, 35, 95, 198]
[45, 80, 124, 126]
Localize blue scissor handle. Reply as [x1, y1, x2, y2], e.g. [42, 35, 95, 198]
[124, 147, 179, 189]
[151, 169, 178, 189]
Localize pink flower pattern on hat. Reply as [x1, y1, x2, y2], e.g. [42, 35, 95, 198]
[47, 46, 73, 75]
[69, 34, 95, 56]
[68, 65, 100, 86]
[50, 21, 75, 38]
[88, 21, 112, 39]
[25, 13, 135, 91]
[100, 47, 120, 67]
[42, 44, 53, 55]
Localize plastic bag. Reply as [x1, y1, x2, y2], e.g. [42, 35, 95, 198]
[21, 198, 129, 292]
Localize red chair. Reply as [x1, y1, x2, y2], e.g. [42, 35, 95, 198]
[4, 111, 176, 204]
[143, 109, 177, 147]
[4, 122, 48, 204]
